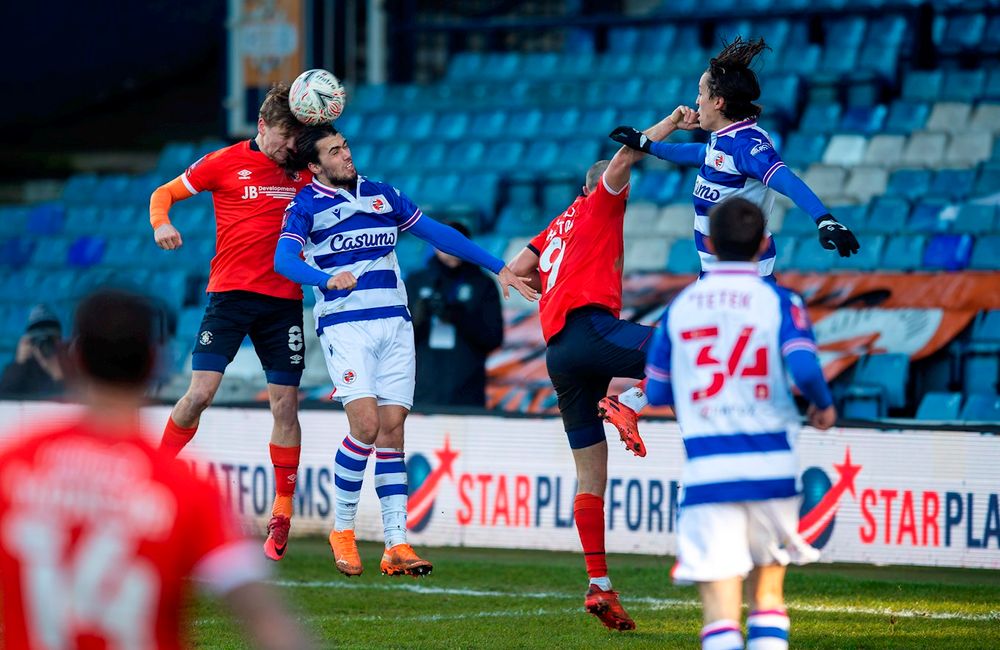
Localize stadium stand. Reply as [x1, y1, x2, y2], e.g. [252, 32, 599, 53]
[2, 2, 998, 422]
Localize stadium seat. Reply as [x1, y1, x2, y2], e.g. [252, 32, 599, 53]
[923, 234, 973, 271]
[781, 132, 828, 169]
[67, 236, 106, 268]
[941, 70, 986, 103]
[844, 166, 888, 202]
[878, 235, 927, 271]
[539, 108, 581, 139]
[481, 141, 525, 173]
[938, 14, 987, 55]
[842, 386, 884, 419]
[951, 203, 997, 234]
[970, 235, 1000, 269]
[862, 134, 906, 167]
[623, 202, 660, 236]
[0, 237, 35, 270]
[759, 75, 801, 120]
[902, 70, 944, 103]
[832, 234, 884, 271]
[801, 165, 847, 202]
[772, 235, 798, 269]
[854, 352, 910, 409]
[823, 135, 868, 166]
[944, 133, 992, 167]
[633, 170, 681, 204]
[973, 166, 1000, 198]
[970, 103, 1000, 133]
[888, 168, 934, 202]
[983, 15, 1000, 55]
[0, 206, 29, 237]
[983, 67, 1000, 99]
[915, 392, 963, 420]
[666, 239, 701, 274]
[909, 200, 949, 233]
[364, 113, 401, 141]
[901, 133, 948, 168]
[26, 204, 65, 236]
[928, 168, 976, 202]
[884, 101, 930, 135]
[778, 208, 817, 236]
[925, 102, 973, 133]
[370, 141, 412, 174]
[859, 197, 909, 234]
[494, 204, 543, 237]
[959, 394, 1000, 421]
[799, 103, 842, 133]
[624, 237, 671, 273]
[839, 105, 887, 135]
[656, 204, 695, 238]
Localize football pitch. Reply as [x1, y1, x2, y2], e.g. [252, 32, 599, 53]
[192, 539, 1000, 649]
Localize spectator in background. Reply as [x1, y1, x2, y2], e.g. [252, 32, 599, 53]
[0, 304, 68, 397]
[406, 221, 504, 408]
[0, 289, 313, 650]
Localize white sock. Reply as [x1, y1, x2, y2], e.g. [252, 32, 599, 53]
[700, 619, 742, 650]
[334, 434, 373, 531]
[618, 386, 648, 413]
[589, 576, 612, 590]
[747, 609, 790, 649]
[374, 448, 408, 548]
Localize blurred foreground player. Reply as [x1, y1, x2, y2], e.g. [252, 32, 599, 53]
[0, 289, 312, 650]
[506, 113, 688, 630]
[644, 198, 836, 650]
[149, 84, 311, 561]
[606, 36, 859, 452]
[275, 124, 537, 578]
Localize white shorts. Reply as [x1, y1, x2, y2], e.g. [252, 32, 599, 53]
[319, 317, 415, 409]
[672, 497, 820, 585]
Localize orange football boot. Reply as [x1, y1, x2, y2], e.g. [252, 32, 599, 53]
[380, 543, 433, 577]
[598, 396, 646, 457]
[329, 529, 363, 576]
[263, 514, 290, 561]
[584, 585, 636, 631]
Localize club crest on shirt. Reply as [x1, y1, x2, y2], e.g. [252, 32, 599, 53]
[714, 153, 725, 169]
[343, 369, 357, 384]
[370, 197, 389, 214]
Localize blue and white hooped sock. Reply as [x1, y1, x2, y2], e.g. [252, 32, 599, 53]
[334, 434, 373, 531]
[700, 619, 743, 650]
[747, 609, 790, 650]
[374, 448, 408, 548]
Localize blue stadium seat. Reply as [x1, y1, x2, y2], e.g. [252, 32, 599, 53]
[554, 139, 600, 176]
[666, 240, 701, 274]
[777, 45, 821, 76]
[26, 204, 65, 236]
[455, 172, 500, 215]
[494, 204, 543, 236]
[432, 112, 469, 141]
[902, 70, 944, 103]
[973, 167, 1000, 198]
[101, 235, 148, 269]
[364, 113, 400, 141]
[951, 204, 997, 235]
[831, 204, 869, 230]
[607, 26, 641, 53]
[0, 206, 29, 237]
[937, 14, 987, 55]
[878, 235, 927, 271]
[644, 76, 684, 109]
[839, 105, 887, 134]
[790, 240, 834, 273]
[861, 197, 910, 234]
[781, 132, 828, 168]
[468, 110, 508, 137]
[959, 310, 1000, 395]
[923, 234, 974, 271]
[333, 110, 364, 136]
[638, 25, 678, 53]
[984, 16, 1000, 55]
[443, 141, 486, 170]
[970, 235, 1000, 269]
[799, 102, 842, 133]
[541, 176, 579, 215]
[480, 141, 525, 173]
[959, 394, 1000, 421]
[887, 169, 932, 201]
[156, 143, 197, 175]
[884, 101, 930, 134]
[772, 235, 798, 269]
[0, 237, 35, 270]
[520, 142, 559, 174]
[759, 75, 801, 120]
[908, 201, 948, 233]
[538, 108, 580, 139]
[633, 170, 680, 204]
[502, 109, 542, 139]
[832, 234, 884, 271]
[778, 208, 817, 236]
[942, 69, 986, 103]
[927, 168, 976, 202]
[865, 15, 908, 48]
[853, 352, 910, 409]
[369, 142, 411, 174]
[916, 392, 963, 420]
[67, 236, 106, 268]
[842, 388, 883, 419]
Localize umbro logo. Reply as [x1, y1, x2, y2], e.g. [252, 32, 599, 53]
[238, 169, 252, 180]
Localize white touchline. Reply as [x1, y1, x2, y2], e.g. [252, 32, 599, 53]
[267, 580, 1000, 622]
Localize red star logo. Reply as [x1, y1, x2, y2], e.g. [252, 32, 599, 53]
[832, 446, 862, 499]
[434, 435, 459, 479]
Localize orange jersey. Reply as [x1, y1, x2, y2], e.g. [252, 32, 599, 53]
[182, 140, 312, 299]
[0, 419, 259, 649]
[528, 175, 629, 343]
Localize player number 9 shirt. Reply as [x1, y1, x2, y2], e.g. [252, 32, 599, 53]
[182, 140, 312, 300]
[528, 174, 628, 343]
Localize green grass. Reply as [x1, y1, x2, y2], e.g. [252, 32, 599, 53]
[190, 539, 999, 649]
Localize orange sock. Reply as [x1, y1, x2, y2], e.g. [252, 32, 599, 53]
[270, 444, 300, 517]
[160, 418, 197, 459]
[574, 493, 608, 578]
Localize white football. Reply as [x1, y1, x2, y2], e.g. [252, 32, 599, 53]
[289, 69, 346, 126]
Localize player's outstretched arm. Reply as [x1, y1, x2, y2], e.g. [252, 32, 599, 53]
[604, 110, 700, 192]
[150, 175, 195, 250]
[407, 215, 539, 301]
[274, 237, 338, 288]
[508, 247, 542, 292]
[765, 167, 860, 257]
[608, 106, 706, 170]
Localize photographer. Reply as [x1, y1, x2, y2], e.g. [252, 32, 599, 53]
[0, 304, 68, 397]
[406, 222, 504, 408]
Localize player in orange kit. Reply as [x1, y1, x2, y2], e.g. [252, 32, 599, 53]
[148, 84, 311, 561]
[507, 111, 695, 630]
[0, 289, 312, 650]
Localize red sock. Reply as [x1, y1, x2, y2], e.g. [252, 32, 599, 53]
[160, 418, 197, 459]
[270, 444, 301, 498]
[574, 493, 607, 578]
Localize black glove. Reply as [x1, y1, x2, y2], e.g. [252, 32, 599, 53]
[817, 215, 860, 257]
[609, 125, 652, 153]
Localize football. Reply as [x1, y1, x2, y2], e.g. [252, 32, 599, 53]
[289, 69, 346, 126]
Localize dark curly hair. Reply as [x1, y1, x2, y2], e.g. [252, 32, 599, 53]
[706, 37, 770, 122]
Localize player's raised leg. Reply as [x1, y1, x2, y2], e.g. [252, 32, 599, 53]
[263, 382, 302, 561]
[598, 378, 650, 457]
[373, 404, 431, 577]
[329, 396, 378, 576]
[160, 371, 223, 458]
